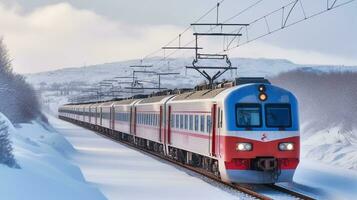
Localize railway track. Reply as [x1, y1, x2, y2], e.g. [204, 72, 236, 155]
[62, 118, 315, 200]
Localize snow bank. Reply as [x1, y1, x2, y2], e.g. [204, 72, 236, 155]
[282, 159, 357, 200]
[301, 125, 357, 171]
[0, 113, 106, 200]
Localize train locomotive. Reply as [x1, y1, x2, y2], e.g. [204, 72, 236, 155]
[58, 78, 299, 184]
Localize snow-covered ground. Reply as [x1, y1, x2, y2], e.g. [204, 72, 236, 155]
[301, 126, 357, 171]
[0, 113, 106, 200]
[47, 114, 252, 200]
[47, 113, 357, 200]
[3, 108, 356, 200]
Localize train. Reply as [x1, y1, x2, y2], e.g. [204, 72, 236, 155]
[58, 78, 300, 184]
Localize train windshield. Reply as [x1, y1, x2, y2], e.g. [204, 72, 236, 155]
[236, 104, 261, 128]
[265, 104, 291, 128]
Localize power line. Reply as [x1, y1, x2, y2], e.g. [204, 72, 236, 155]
[222, 0, 357, 52]
[142, 0, 226, 61]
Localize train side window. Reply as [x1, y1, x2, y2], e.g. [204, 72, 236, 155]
[207, 115, 212, 133]
[180, 115, 184, 129]
[194, 115, 199, 131]
[200, 115, 205, 132]
[171, 114, 174, 128]
[153, 114, 155, 126]
[175, 114, 179, 128]
[184, 115, 188, 130]
[157, 114, 159, 126]
[189, 115, 193, 130]
[153, 114, 156, 126]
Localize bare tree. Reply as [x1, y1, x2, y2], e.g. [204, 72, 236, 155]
[0, 38, 42, 123]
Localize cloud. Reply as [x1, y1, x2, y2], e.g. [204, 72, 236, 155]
[0, 2, 356, 74]
[0, 3, 183, 73]
[229, 42, 357, 66]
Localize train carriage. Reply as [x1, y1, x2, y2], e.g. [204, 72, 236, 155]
[99, 101, 115, 129]
[135, 95, 174, 144]
[113, 99, 140, 135]
[166, 88, 226, 159]
[89, 103, 98, 125]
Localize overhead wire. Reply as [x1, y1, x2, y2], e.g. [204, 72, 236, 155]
[222, 0, 357, 52]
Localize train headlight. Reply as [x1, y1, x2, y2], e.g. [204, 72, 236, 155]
[279, 142, 294, 151]
[259, 93, 267, 101]
[258, 84, 266, 92]
[236, 143, 252, 151]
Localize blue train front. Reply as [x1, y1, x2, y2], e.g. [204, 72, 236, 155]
[217, 80, 299, 183]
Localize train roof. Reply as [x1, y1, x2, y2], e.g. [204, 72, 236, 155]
[99, 101, 115, 107]
[137, 95, 173, 104]
[172, 88, 227, 101]
[113, 99, 138, 105]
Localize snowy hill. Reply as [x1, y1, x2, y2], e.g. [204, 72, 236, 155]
[25, 57, 357, 88]
[0, 113, 106, 200]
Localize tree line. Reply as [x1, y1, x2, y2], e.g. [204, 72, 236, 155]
[270, 68, 357, 135]
[0, 38, 42, 123]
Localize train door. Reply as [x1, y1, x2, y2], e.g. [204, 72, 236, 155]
[130, 107, 137, 135]
[88, 106, 92, 123]
[217, 105, 223, 157]
[95, 107, 98, 125]
[162, 104, 170, 155]
[210, 104, 217, 157]
[159, 106, 163, 142]
[110, 106, 115, 130]
[167, 105, 172, 145]
[133, 107, 137, 135]
[99, 107, 103, 126]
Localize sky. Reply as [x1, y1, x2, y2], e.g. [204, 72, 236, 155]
[0, 0, 356, 74]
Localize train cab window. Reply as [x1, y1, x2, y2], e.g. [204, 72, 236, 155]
[265, 104, 292, 128]
[236, 104, 262, 128]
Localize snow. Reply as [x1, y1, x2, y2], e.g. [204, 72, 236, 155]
[301, 125, 357, 171]
[47, 114, 252, 200]
[0, 113, 106, 200]
[2, 109, 356, 200]
[282, 159, 357, 200]
[47, 113, 357, 200]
